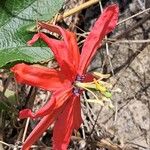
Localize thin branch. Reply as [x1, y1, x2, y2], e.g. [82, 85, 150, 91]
[117, 7, 150, 25]
[0, 141, 13, 148]
[57, 0, 100, 21]
[0, 141, 47, 149]
[107, 39, 150, 44]
[21, 118, 30, 142]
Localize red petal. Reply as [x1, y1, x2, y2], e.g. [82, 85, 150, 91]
[28, 33, 70, 69]
[65, 30, 80, 72]
[84, 73, 95, 82]
[19, 88, 72, 119]
[27, 33, 40, 46]
[28, 23, 80, 81]
[78, 4, 119, 75]
[21, 89, 73, 150]
[19, 109, 33, 119]
[53, 96, 82, 150]
[22, 113, 57, 150]
[11, 63, 71, 91]
[39, 22, 80, 71]
[73, 96, 83, 130]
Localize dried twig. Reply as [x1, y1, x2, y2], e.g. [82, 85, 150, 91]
[116, 13, 150, 39]
[0, 141, 13, 148]
[107, 39, 150, 44]
[21, 118, 30, 143]
[117, 7, 150, 25]
[96, 139, 122, 150]
[0, 140, 47, 149]
[56, 0, 100, 21]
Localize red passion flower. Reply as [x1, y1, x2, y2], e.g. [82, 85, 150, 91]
[11, 4, 119, 150]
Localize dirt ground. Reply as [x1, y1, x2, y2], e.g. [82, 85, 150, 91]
[85, 1, 150, 149]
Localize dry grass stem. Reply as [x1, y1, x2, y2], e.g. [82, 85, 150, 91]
[117, 7, 150, 25]
[57, 0, 100, 21]
[21, 118, 30, 143]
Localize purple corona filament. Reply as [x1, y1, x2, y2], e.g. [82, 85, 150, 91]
[73, 88, 80, 96]
[76, 75, 85, 82]
[73, 75, 85, 96]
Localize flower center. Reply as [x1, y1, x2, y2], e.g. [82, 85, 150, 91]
[76, 75, 85, 82]
[73, 72, 114, 108]
[73, 75, 85, 96]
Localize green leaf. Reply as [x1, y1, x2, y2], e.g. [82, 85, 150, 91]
[0, 0, 64, 68]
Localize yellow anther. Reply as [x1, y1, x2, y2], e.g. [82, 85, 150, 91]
[93, 72, 110, 79]
[108, 102, 114, 109]
[98, 80, 113, 89]
[75, 82, 95, 89]
[103, 91, 112, 98]
[93, 78, 107, 92]
[102, 96, 111, 102]
[75, 75, 113, 107]
[86, 99, 104, 106]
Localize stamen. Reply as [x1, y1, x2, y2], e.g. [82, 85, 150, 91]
[73, 73, 113, 106]
[93, 72, 110, 79]
[75, 81, 104, 105]
[94, 78, 107, 93]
